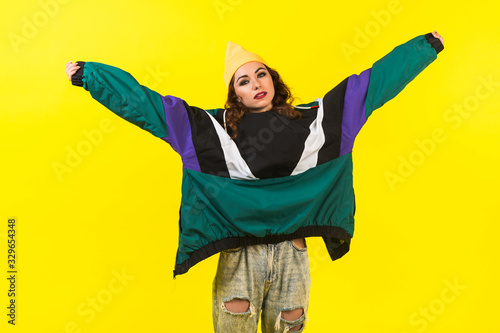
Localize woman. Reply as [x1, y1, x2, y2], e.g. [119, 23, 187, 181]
[66, 31, 444, 332]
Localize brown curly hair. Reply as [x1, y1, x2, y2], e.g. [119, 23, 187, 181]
[224, 65, 302, 139]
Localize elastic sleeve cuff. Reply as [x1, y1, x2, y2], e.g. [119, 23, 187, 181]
[71, 61, 86, 87]
[425, 33, 444, 54]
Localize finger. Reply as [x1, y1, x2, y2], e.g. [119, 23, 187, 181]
[67, 68, 77, 79]
[67, 64, 79, 74]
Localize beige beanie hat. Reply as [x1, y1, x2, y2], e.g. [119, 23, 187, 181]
[224, 41, 268, 89]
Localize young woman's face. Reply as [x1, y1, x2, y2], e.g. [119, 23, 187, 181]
[233, 61, 275, 113]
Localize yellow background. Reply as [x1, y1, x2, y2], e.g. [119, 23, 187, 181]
[1, 0, 499, 332]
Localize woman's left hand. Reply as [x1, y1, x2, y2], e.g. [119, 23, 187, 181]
[432, 31, 444, 45]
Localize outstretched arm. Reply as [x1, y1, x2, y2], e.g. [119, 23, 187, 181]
[66, 61, 168, 138]
[364, 31, 444, 117]
[325, 31, 445, 156]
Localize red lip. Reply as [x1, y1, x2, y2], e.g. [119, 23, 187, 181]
[254, 91, 267, 99]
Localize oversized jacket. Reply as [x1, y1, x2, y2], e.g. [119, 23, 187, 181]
[71, 33, 444, 277]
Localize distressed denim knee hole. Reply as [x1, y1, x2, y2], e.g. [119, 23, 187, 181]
[221, 298, 255, 316]
[275, 307, 307, 332]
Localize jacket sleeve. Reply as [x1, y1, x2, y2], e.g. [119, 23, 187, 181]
[364, 33, 444, 117]
[334, 33, 444, 155]
[71, 62, 169, 138]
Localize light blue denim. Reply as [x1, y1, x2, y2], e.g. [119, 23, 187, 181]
[212, 240, 311, 333]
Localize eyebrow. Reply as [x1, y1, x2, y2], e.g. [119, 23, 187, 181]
[236, 67, 266, 83]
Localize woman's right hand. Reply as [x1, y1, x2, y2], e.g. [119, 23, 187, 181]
[432, 31, 444, 45]
[65, 61, 80, 81]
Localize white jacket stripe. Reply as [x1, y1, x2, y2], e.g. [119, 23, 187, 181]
[205, 110, 258, 180]
[291, 98, 325, 175]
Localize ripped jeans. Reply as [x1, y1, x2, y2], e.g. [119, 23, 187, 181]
[212, 240, 311, 333]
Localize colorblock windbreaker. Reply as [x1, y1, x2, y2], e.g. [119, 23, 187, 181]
[72, 33, 444, 277]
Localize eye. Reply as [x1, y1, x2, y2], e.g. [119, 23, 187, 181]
[257, 72, 267, 78]
[239, 79, 249, 86]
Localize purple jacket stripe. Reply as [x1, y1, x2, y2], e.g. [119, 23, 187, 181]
[340, 68, 371, 156]
[160, 95, 201, 172]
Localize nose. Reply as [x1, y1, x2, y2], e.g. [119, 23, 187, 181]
[253, 80, 261, 90]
